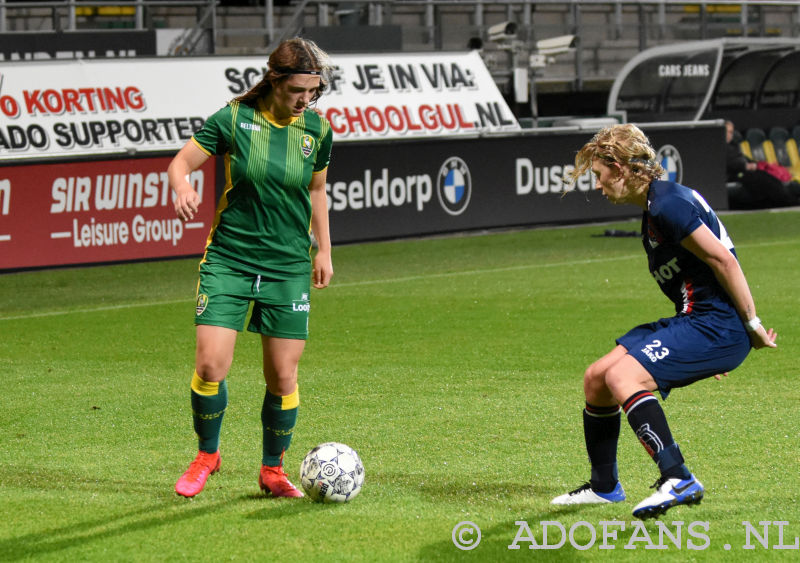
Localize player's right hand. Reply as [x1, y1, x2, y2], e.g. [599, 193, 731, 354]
[174, 188, 200, 221]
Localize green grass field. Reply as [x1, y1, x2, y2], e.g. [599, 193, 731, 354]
[2, 209, 798, 562]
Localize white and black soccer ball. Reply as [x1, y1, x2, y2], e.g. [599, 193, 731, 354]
[300, 442, 364, 503]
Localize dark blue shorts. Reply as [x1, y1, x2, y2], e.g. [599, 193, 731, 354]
[617, 309, 751, 399]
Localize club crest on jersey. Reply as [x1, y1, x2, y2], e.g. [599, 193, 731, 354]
[646, 217, 664, 249]
[301, 135, 314, 158]
[196, 294, 208, 315]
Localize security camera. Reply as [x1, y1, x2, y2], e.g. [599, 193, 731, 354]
[535, 34, 577, 56]
[529, 53, 550, 69]
[467, 37, 483, 50]
[487, 21, 517, 42]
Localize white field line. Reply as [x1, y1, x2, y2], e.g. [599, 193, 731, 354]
[0, 238, 795, 322]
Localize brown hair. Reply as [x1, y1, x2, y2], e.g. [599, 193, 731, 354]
[567, 123, 665, 188]
[234, 37, 331, 106]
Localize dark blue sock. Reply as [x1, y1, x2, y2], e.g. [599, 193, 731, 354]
[584, 403, 621, 492]
[623, 390, 691, 480]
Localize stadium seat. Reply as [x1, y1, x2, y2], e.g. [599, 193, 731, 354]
[769, 127, 800, 182]
[729, 127, 749, 157]
[739, 134, 753, 160]
[745, 128, 777, 163]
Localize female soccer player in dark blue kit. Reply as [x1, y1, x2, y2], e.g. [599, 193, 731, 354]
[551, 124, 777, 519]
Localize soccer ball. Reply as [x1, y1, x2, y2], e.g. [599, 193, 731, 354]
[300, 442, 364, 503]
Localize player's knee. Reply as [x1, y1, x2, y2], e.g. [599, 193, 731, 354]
[262, 359, 299, 394]
[195, 357, 230, 382]
[583, 362, 607, 395]
[603, 365, 626, 396]
[266, 371, 298, 395]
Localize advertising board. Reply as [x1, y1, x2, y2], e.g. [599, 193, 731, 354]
[0, 123, 724, 271]
[0, 51, 518, 161]
[0, 156, 216, 270]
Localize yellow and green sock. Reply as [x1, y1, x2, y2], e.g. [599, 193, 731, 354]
[190, 372, 227, 454]
[261, 386, 299, 466]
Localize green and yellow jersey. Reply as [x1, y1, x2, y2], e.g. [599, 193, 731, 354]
[192, 99, 332, 278]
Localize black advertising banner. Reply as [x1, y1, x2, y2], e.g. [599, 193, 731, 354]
[0, 31, 157, 61]
[0, 123, 725, 271]
[325, 123, 727, 243]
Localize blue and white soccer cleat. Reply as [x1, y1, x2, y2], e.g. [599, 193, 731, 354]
[632, 474, 704, 519]
[551, 482, 626, 505]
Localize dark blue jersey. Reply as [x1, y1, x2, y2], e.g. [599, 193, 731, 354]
[642, 181, 737, 315]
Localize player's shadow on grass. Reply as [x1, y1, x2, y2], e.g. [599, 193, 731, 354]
[0, 465, 316, 560]
[0, 496, 248, 561]
[243, 495, 346, 521]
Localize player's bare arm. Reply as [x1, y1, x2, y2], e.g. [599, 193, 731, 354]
[168, 141, 209, 221]
[680, 224, 777, 349]
[309, 169, 333, 289]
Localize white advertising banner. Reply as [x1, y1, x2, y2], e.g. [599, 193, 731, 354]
[0, 51, 519, 161]
[321, 51, 519, 140]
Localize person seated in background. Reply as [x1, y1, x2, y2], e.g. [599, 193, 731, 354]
[725, 120, 799, 209]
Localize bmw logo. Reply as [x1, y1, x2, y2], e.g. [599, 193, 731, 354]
[436, 156, 472, 216]
[656, 144, 683, 184]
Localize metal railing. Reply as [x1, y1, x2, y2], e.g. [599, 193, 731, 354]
[0, 0, 213, 32]
[3, 0, 800, 86]
[167, 0, 218, 55]
[4, 1, 800, 39]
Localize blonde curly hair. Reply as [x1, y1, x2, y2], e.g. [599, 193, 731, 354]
[567, 123, 665, 188]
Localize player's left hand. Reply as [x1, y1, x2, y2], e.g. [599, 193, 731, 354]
[312, 249, 333, 289]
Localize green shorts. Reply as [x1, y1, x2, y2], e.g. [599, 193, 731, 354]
[195, 261, 311, 339]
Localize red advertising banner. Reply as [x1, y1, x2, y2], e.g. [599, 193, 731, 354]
[0, 156, 215, 271]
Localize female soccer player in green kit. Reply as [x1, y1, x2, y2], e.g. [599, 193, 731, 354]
[168, 37, 334, 498]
